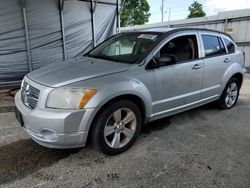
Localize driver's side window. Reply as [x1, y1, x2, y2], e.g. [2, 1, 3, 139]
[151, 34, 199, 68]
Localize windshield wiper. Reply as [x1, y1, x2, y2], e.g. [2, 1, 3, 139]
[87, 54, 117, 62]
[87, 54, 132, 64]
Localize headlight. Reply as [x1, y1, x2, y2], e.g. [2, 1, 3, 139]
[46, 87, 96, 109]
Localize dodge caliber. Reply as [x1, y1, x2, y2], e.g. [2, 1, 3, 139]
[15, 28, 246, 155]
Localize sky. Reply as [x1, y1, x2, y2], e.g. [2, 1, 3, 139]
[147, 0, 250, 23]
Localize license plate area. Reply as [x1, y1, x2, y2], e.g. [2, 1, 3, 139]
[15, 107, 24, 127]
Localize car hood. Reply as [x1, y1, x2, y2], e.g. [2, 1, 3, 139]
[27, 57, 130, 87]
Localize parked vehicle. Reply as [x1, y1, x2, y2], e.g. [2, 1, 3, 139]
[15, 28, 246, 155]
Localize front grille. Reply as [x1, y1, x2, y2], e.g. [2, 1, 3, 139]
[21, 81, 40, 110]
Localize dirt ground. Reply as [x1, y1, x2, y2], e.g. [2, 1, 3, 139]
[0, 79, 249, 188]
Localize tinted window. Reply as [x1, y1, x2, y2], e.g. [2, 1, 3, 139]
[202, 35, 226, 57]
[155, 35, 198, 63]
[223, 38, 235, 53]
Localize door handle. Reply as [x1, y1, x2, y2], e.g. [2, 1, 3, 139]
[224, 58, 230, 63]
[192, 64, 203, 70]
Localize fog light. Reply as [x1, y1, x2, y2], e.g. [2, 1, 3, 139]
[40, 129, 58, 142]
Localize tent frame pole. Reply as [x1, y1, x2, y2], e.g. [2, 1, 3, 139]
[91, 0, 96, 47]
[59, 0, 66, 60]
[21, 0, 32, 72]
[117, 0, 120, 33]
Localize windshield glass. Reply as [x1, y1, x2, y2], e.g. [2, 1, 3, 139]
[87, 33, 161, 64]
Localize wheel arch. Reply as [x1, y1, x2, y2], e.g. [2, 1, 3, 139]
[230, 72, 243, 88]
[222, 63, 245, 90]
[86, 94, 148, 145]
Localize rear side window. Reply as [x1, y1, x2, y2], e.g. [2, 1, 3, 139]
[223, 38, 235, 53]
[202, 35, 226, 57]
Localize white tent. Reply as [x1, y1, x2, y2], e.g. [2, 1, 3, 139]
[0, 0, 118, 85]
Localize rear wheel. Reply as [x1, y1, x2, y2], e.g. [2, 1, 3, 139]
[91, 100, 142, 155]
[218, 78, 240, 109]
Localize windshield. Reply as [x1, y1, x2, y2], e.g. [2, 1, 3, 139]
[87, 33, 161, 64]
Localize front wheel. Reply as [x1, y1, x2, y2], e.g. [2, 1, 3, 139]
[218, 78, 240, 109]
[91, 100, 142, 155]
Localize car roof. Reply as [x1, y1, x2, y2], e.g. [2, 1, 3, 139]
[125, 27, 232, 39]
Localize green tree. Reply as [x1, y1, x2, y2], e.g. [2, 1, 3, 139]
[120, 0, 151, 27]
[187, 1, 206, 18]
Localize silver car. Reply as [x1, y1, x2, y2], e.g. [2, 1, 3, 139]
[15, 28, 246, 155]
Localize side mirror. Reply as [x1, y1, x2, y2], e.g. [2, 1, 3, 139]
[158, 54, 177, 66]
[146, 54, 177, 70]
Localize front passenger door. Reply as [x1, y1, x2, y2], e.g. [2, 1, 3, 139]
[150, 33, 204, 119]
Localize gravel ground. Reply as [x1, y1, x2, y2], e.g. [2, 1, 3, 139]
[0, 79, 249, 188]
[0, 88, 18, 113]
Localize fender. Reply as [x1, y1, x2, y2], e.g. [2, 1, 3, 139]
[221, 62, 245, 93]
[75, 77, 153, 134]
[85, 77, 153, 117]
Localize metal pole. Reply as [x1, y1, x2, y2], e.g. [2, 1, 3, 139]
[117, 0, 120, 33]
[224, 18, 228, 31]
[161, 0, 164, 22]
[168, 7, 171, 27]
[21, 0, 32, 72]
[59, 0, 66, 60]
[91, 0, 96, 47]
[168, 8, 171, 22]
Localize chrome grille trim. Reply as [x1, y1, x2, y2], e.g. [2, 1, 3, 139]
[21, 81, 40, 109]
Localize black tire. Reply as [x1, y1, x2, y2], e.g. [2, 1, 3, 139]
[91, 100, 142, 155]
[218, 77, 240, 109]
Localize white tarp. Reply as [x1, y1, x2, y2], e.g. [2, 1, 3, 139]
[0, 0, 117, 84]
[0, 0, 28, 83]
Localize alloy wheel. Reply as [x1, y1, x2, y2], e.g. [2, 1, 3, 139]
[104, 108, 137, 149]
[225, 82, 238, 108]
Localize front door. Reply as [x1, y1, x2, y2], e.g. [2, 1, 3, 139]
[150, 33, 204, 119]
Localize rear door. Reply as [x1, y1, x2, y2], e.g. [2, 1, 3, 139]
[199, 33, 229, 99]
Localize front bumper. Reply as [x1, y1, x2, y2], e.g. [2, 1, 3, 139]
[15, 90, 96, 149]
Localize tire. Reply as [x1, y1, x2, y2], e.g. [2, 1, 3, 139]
[91, 100, 142, 155]
[218, 77, 240, 109]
